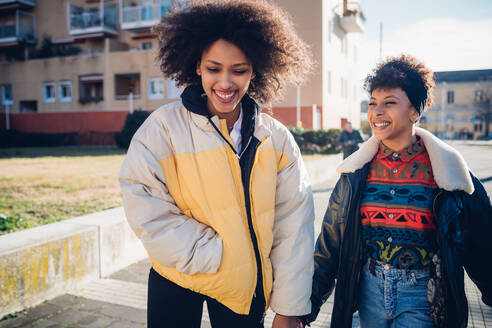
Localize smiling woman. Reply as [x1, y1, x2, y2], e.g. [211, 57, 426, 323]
[119, 1, 315, 328]
[303, 54, 492, 328]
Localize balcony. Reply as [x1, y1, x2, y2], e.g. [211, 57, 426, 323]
[339, 0, 364, 33]
[68, 3, 118, 38]
[0, 10, 35, 46]
[120, 0, 173, 30]
[0, 0, 35, 12]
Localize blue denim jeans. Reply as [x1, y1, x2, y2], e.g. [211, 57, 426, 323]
[358, 259, 433, 328]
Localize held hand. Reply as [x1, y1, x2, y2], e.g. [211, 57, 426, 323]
[272, 314, 303, 328]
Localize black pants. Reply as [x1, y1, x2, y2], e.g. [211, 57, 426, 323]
[148, 268, 265, 328]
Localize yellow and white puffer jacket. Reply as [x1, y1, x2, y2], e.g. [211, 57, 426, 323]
[119, 93, 314, 316]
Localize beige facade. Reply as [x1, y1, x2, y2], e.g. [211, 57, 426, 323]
[0, 0, 363, 130]
[420, 70, 492, 140]
[274, 0, 363, 129]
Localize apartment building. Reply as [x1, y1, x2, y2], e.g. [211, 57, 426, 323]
[0, 0, 363, 141]
[274, 0, 364, 130]
[420, 69, 492, 140]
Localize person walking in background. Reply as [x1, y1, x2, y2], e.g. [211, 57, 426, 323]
[119, 1, 314, 328]
[301, 54, 492, 328]
[338, 121, 364, 159]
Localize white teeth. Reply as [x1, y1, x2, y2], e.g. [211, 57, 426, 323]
[374, 122, 390, 127]
[215, 91, 235, 99]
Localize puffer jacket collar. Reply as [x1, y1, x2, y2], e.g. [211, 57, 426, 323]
[337, 127, 474, 194]
[181, 85, 271, 142]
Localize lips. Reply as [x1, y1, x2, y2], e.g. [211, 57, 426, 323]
[214, 90, 237, 103]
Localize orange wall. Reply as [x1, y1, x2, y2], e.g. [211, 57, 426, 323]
[271, 106, 322, 129]
[1, 111, 133, 134]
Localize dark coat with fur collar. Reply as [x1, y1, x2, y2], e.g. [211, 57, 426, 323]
[304, 128, 492, 328]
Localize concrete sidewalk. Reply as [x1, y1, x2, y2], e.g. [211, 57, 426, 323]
[1, 257, 491, 328]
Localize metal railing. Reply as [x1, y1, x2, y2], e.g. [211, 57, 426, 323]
[121, 2, 172, 25]
[0, 10, 35, 42]
[69, 3, 117, 31]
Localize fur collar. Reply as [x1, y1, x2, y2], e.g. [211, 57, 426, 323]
[337, 127, 474, 194]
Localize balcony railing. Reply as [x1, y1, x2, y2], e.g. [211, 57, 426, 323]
[68, 3, 118, 37]
[0, 10, 35, 45]
[120, 1, 173, 30]
[0, 0, 36, 8]
[339, 0, 364, 33]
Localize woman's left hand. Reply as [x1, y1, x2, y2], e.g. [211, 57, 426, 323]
[272, 314, 303, 328]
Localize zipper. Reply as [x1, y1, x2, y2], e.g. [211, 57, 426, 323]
[247, 138, 269, 310]
[212, 116, 266, 311]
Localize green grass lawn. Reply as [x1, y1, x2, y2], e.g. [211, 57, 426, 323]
[0, 147, 327, 235]
[0, 147, 126, 235]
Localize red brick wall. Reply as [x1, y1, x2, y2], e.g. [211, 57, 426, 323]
[270, 106, 322, 129]
[1, 111, 132, 133]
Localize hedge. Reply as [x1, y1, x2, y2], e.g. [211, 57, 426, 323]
[288, 127, 341, 154]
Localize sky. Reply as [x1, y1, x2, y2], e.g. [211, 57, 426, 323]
[358, 0, 492, 83]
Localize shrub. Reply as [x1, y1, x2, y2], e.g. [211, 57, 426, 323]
[0, 213, 30, 232]
[115, 110, 150, 149]
[288, 127, 341, 154]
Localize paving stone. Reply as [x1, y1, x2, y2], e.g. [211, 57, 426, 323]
[0, 315, 31, 328]
[76, 313, 115, 328]
[25, 319, 61, 328]
[25, 302, 63, 321]
[46, 308, 90, 326]
[98, 303, 146, 324]
[105, 320, 145, 328]
[108, 259, 151, 285]
[47, 295, 81, 308]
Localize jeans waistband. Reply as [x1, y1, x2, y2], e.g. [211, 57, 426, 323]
[365, 258, 429, 280]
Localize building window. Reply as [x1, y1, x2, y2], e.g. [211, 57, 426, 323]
[148, 78, 164, 99]
[20, 100, 37, 113]
[353, 46, 357, 63]
[446, 90, 454, 104]
[475, 88, 484, 103]
[59, 81, 72, 103]
[79, 75, 103, 104]
[115, 73, 141, 100]
[327, 19, 332, 43]
[141, 42, 152, 50]
[341, 36, 348, 56]
[1, 84, 13, 105]
[167, 79, 181, 98]
[327, 71, 332, 94]
[43, 82, 56, 103]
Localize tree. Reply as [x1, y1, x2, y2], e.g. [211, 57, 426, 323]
[474, 85, 492, 139]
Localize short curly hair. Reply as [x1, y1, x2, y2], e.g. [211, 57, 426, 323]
[153, 0, 313, 104]
[364, 54, 435, 114]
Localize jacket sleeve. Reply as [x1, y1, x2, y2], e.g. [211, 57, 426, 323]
[119, 117, 222, 275]
[463, 173, 492, 306]
[268, 132, 315, 316]
[303, 176, 348, 324]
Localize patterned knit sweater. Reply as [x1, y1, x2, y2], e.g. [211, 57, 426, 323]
[360, 137, 439, 270]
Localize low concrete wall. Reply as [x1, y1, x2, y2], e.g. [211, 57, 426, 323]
[0, 207, 146, 318]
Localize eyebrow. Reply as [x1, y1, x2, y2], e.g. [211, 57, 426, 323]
[370, 95, 400, 101]
[205, 60, 250, 67]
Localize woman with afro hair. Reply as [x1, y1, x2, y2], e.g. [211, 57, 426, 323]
[302, 54, 492, 328]
[119, 1, 315, 327]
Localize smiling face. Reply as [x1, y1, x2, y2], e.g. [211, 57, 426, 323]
[196, 39, 254, 121]
[368, 88, 420, 151]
